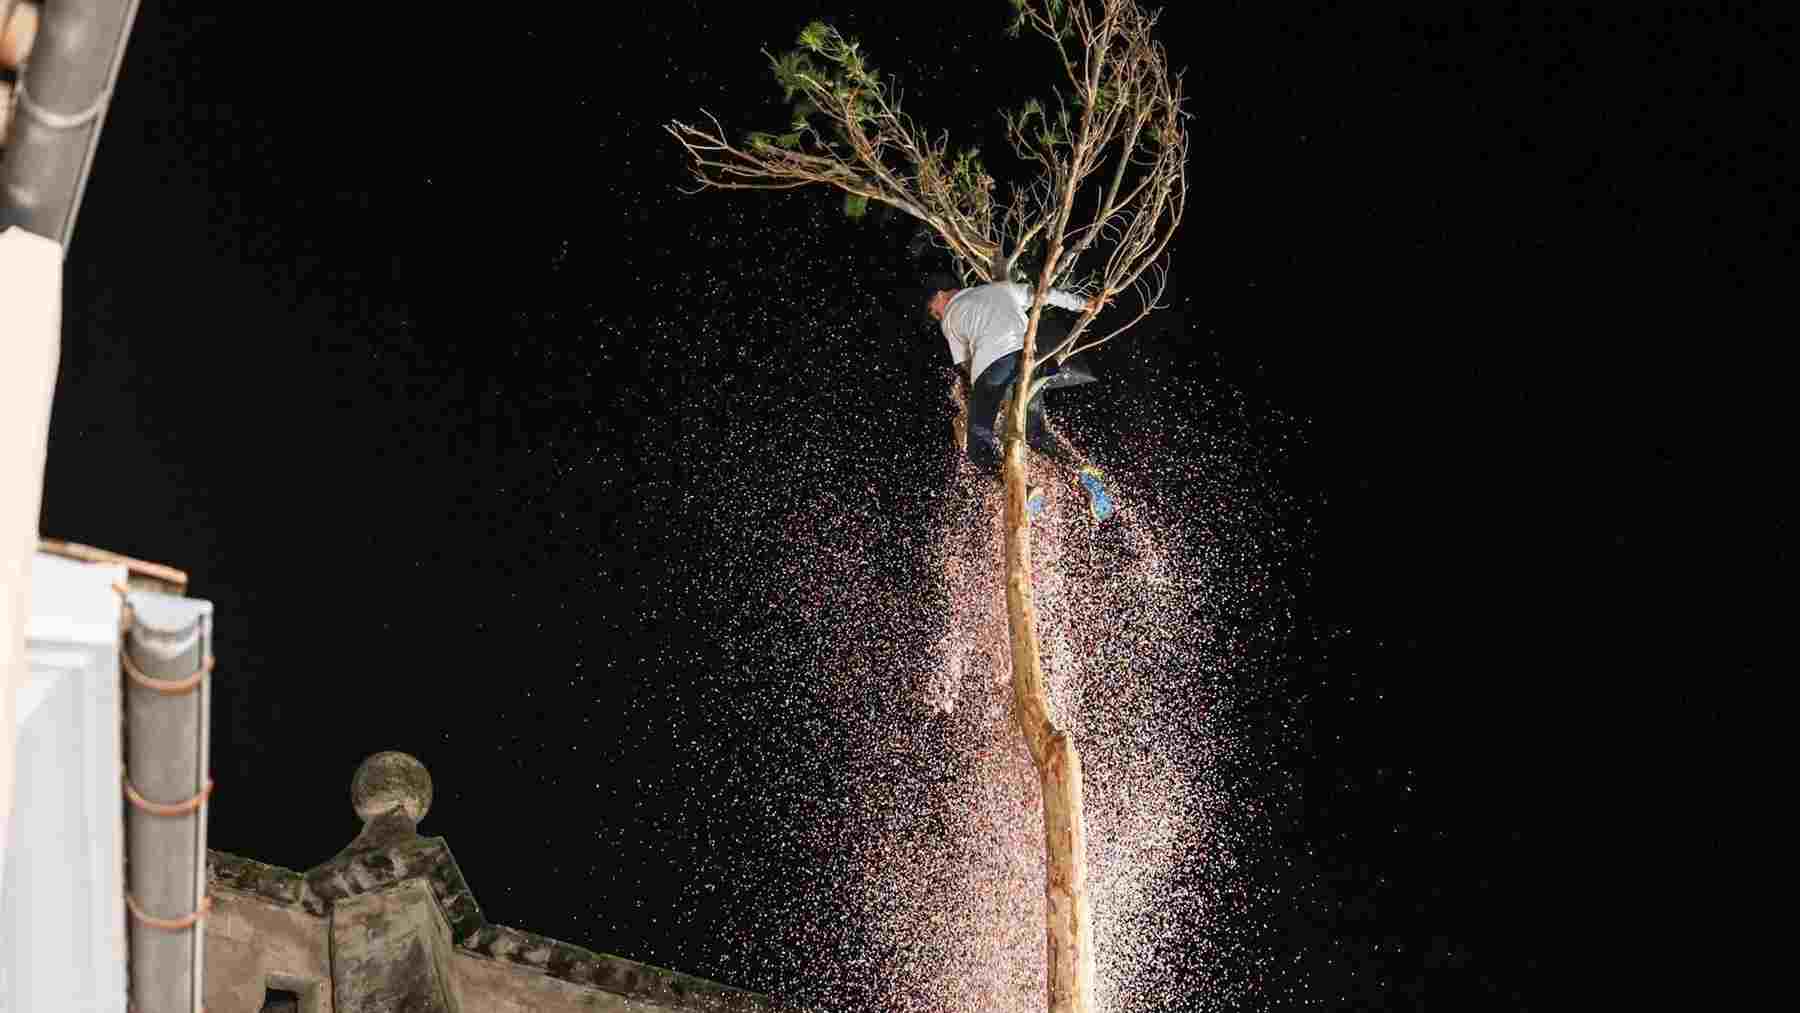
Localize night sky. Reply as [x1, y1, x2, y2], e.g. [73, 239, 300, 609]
[34, 1, 1751, 1009]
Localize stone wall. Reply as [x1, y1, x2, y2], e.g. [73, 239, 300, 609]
[453, 946, 763, 1013]
[456, 924, 775, 1013]
[203, 855, 330, 1013]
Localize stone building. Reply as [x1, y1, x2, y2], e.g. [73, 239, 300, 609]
[205, 750, 781, 1013]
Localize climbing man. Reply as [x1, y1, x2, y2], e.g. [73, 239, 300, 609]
[923, 275, 1116, 522]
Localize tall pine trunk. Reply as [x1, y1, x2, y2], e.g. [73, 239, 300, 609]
[1002, 291, 1095, 1013]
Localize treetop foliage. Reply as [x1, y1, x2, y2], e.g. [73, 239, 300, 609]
[667, 0, 1189, 365]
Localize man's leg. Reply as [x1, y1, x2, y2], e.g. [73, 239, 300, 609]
[970, 355, 1055, 515]
[1024, 390, 1080, 470]
[1025, 377, 1117, 522]
[1022, 314, 1084, 466]
[965, 353, 1017, 480]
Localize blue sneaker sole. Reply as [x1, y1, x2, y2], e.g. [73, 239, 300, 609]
[1079, 474, 1116, 522]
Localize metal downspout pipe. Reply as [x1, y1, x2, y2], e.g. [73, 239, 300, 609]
[122, 589, 214, 1013]
[0, 0, 142, 252]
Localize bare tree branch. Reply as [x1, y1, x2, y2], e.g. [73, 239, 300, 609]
[665, 2, 1185, 306]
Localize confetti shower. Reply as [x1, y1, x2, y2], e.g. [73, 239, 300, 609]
[652, 299, 1297, 1012]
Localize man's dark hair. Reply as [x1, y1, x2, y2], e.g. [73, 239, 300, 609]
[918, 272, 962, 321]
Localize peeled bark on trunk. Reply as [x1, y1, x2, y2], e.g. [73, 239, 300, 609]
[1002, 311, 1095, 1013]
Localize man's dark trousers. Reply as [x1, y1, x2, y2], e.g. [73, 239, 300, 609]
[965, 352, 1080, 477]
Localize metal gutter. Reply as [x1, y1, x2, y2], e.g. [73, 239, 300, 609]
[37, 537, 189, 594]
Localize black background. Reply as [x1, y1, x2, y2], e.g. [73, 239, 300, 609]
[38, 2, 1758, 1008]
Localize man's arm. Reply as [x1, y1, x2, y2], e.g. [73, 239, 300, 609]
[1008, 282, 1099, 315]
[1042, 287, 1091, 313]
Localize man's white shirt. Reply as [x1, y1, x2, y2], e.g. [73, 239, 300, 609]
[940, 282, 1087, 382]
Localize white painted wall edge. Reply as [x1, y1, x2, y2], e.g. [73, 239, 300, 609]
[0, 224, 64, 890]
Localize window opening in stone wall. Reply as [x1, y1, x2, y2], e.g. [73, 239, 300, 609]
[260, 986, 301, 1012]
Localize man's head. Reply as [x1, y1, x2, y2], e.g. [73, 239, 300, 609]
[918, 272, 961, 322]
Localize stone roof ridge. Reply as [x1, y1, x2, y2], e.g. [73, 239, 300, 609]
[301, 833, 484, 940]
[207, 849, 306, 908]
[458, 923, 790, 1012]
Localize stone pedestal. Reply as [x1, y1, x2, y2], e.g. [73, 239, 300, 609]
[310, 751, 464, 1013]
[330, 878, 461, 1013]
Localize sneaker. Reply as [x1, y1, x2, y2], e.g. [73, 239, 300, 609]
[1078, 467, 1115, 522]
[1025, 485, 1047, 518]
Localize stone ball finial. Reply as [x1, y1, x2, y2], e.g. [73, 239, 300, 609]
[352, 751, 432, 826]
